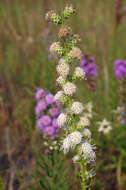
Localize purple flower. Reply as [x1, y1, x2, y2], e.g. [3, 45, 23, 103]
[36, 118, 44, 130]
[52, 118, 59, 128]
[55, 101, 61, 108]
[49, 108, 60, 117]
[45, 93, 54, 105]
[35, 88, 45, 101]
[121, 120, 126, 125]
[43, 126, 55, 136]
[114, 59, 126, 80]
[41, 115, 51, 126]
[35, 100, 47, 116]
[80, 54, 97, 77]
[55, 127, 60, 133]
[35, 88, 60, 138]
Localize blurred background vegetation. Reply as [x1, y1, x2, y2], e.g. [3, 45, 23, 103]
[0, 0, 126, 189]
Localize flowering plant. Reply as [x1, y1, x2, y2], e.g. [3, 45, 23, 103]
[80, 54, 97, 91]
[46, 5, 96, 189]
[35, 88, 60, 139]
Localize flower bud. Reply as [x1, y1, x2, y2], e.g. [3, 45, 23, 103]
[62, 4, 76, 19]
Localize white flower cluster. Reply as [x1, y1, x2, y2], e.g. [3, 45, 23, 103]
[63, 82, 77, 96]
[74, 67, 85, 79]
[56, 62, 70, 77]
[47, 6, 96, 181]
[61, 131, 82, 153]
[61, 131, 95, 164]
[71, 101, 84, 115]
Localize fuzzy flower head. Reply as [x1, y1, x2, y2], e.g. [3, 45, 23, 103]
[78, 116, 90, 128]
[56, 76, 66, 86]
[83, 128, 91, 138]
[61, 137, 71, 154]
[49, 107, 60, 117]
[62, 4, 76, 19]
[63, 82, 77, 96]
[98, 118, 112, 134]
[114, 59, 126, 80]
[41, 115, 51, 126]
[35, 100, 47, 116]
[45, 93, 54, 105]
[80, 142, 96, 163]
[74, 67, 85, 79]
[57, 113, 67, 127]
[35, 88, 46, 101]
[71, 101, 84, 115]
[50, 42, 64, 56]
[58, 26, 72, 39]
[45, 10, 62, 25]
[43, 126, 55, 136]
[68, 131, 82, 148]
[69, 47, 82, 60]
[54, 91, 64, 102]
[56, 62, 70, 77]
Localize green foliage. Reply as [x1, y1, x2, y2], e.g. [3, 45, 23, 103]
[0, 178, 4, 190]
[31, 151, 70, 190]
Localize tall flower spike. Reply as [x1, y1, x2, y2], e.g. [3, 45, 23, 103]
[46, 5, 96, 189]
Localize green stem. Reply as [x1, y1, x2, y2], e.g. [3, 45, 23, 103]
[80, 161, 87, 190]
[117, 155, 122, 190]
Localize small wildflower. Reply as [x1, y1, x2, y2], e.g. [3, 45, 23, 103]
[49, 107, 60, 117]
[72, 155, 79, 163]
[71, 102, 84, 115]
[63, 82, 77, 96]
[45, 10, 55, 21]
[98, 118, 112, 134]
[45, 93, 54, 105]
[62, 4, 76, 19]
[61, 137, 71, 154]
[35, 100, 47, 116]
[80, 142, 96, 163]
[35, 88, 45, 100]
[83, 128, 91, 138]
[68, 131, 82, 147]
[78, 116, 90, 127]
[56, 62, 70, 77]
[56, 76, 66, 86]
[50, 42, 64, 56]
[80, 55, 97, 77]
[69, 47, 82, 60]
[41, 115, 51, 126]
[114, 59, 126, 80]
[58, 26, 72, 39]
[46, 10, 62, 24]
[54, 91, 64, 102]
[57, 113, 67, 127]
[74, 67, 85, 79]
